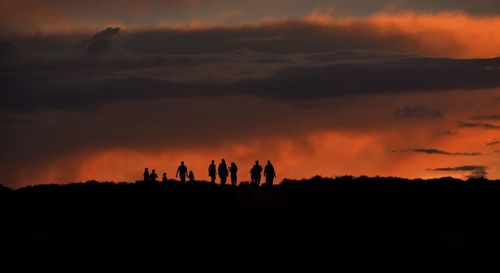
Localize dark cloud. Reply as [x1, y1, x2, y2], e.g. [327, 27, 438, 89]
[472, 115, 500, 121]
[393, 105, 444, 120]
[2, 0, 500, 33]
[119, 22, 427, 55]
[1, 39, 500, 113]
[430, 165, 486, 171]
[487, 139, 500, 146]
[457, 121, 500, 130]
[429, 165, 488, 178]
[4, 16, 498, 58]
[410, 148, 481, 156]
[81, 27, 122, 56]
[0, 40, 18, 58]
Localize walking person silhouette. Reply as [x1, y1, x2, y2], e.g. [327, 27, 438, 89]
[229, 162, 238, 186]
[143, 168, 150, 182]
[188, 171, 195, 183]
[264, 160, 276, 187]
[176, 161, 188, 183]
[208, 160, 217, 183]
[218, 159, 229, 185]
[250, 160, 263, 186]
[150, 169, 158, 182]
[162, 172, 167, 183]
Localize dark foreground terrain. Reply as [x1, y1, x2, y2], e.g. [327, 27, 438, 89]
[2, 176, 500, 272]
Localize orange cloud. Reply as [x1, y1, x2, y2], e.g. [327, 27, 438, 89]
[304, 11, 500, 58]
[4, 10, 500, 58]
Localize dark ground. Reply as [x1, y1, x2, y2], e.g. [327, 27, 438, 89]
[2, 176, 500, 272]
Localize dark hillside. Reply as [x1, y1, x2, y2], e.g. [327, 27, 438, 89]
[2, 176, 500, 272]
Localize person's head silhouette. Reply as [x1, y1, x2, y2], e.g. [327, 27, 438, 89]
[267, 160, 271, 165]
[211, 160, 214, 164]
[163, 172, 166, 177]
[222, 158, 225, 163]
[181, 161, 184, 166]
[145, 168, 149, 171]
[152, 169, 156, 173]
[255, 160, 259, 165]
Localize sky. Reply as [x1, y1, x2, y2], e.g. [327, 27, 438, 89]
[1, 0, 500, 187]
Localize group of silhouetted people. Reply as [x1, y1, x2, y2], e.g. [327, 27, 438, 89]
[251, 160, 276, 186]
[209, 159, 239, 186]
[142, 159, 276, 186]
[143, 168, 168, 183]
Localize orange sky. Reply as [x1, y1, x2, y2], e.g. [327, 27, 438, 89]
[13, 89, 498, 187]
[1, 5, 500, 187]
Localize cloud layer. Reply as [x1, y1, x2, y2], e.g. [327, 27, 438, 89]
[2, 1, 500, 32]
[410, 149, 481, 156]
[429, 165, 488, 178]
[2, 12, 500, 187]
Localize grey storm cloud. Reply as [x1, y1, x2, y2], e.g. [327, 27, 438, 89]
[81, 27, 121, 56]
[457, 121, 500, 130]
[430, 165, 488, 178]
[409, 148, 481, 156]
[1, 26, 500, 113]
[393, 105, 444, 120]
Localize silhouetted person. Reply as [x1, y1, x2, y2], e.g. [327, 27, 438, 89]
[229, 162, 238, 186]
[264, 160, 276, 186]
[208, 160, 217, 183]
[143, 168, 150, 182]
[218, 159, 229, 185]
[150, 169, 158, 182]
[189, 171, 195, 183]
[176, 161, 188, 183]
[162, 172, 167, 183]
[250, 160, 263, 186]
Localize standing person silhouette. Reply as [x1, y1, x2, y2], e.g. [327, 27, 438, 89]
[218, 159, 229, 185]
[229, 162, 238, 186]
[143, 168, 150, 182]
[176, 161, 188, 183]
[188, 171, 195, 183]
[264, 160, 276, 187]
[208, 160, 217, 183]
[162, 172, 167, 183]
[150, 169, 158, 182]
[250, 160, 263, 186]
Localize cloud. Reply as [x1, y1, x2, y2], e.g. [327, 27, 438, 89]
[457, 121, 500, 130]
[429, 165, 488, 178]
[2, 2, 500, 37]
[2, 13, 500, 186]
[393, 105, 444, 120]
[409, 148, 481, 156]
[472, 115, 500, 121]
[1, 41, 500, 113]
[487, 139, 500, 146]
[4, 13, 500, 58]
[81, 27, 122, 56]
[0, 40, 19, 58]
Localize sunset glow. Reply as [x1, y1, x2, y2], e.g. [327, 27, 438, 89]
[1, 1, 500, 187]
